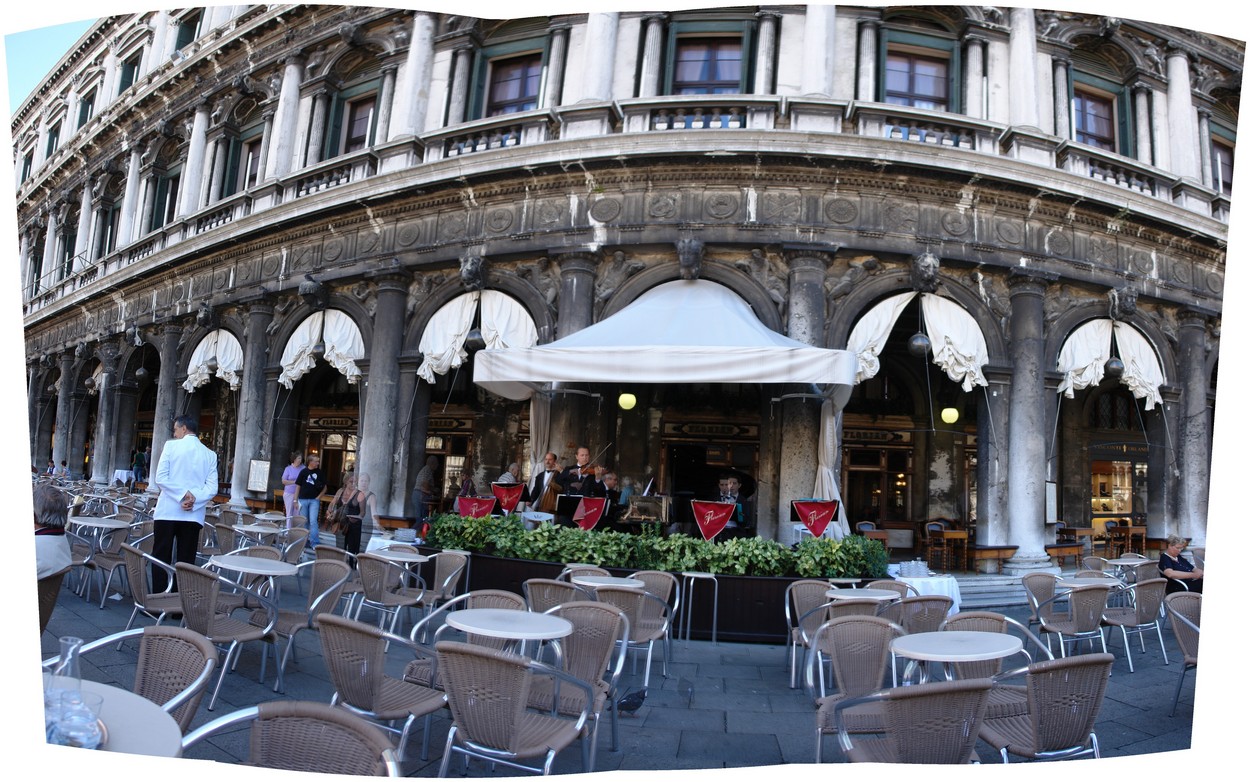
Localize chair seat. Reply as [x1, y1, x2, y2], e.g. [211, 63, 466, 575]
[846, 739, 978, 764]
[979, 713, 1050, 757]
[507, 711, 584, 760]
[984, 684, 1028, 719]
[370, 676, 446, 721]
[1100, 607, 1153, 628]
[205, 613, 273, 645]
[528, 673, 609, 717]
[140, 592, 183, 616]
[816, 695, 885, 733]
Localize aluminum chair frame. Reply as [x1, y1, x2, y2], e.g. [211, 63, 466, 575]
[1164, 591, 1200, 717]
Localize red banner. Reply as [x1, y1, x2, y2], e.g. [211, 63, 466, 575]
[573, 497, 608, 531]
[690, 500, 736, 541]
[793, 500, 840, 538]
[456, 497, 497, 518]
[492, 483, 525, 514]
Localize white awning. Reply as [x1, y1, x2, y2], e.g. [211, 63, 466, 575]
[814, 398, 850, 538]
[474, 279, 858, 402]
[278, 310, 365, 389]
[1056, 319, 1165, 409]
[418, 291, 538, 383]
[847, 292, 989, 390]
[182, 329, 244, 392]
[847, 292, 914, 384]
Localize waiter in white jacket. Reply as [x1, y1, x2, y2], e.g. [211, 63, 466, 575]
[151, 414, 219, 591]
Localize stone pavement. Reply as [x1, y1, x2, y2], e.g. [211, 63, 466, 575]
[37, 570, 1196, 774]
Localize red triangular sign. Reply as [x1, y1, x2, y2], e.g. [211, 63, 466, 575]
[457, 497, 496, 518]
[690, 500, 735, 541]
[793, 500, 840, 538]
[573, 497, 608, 531]
[492, 483, 525, 514]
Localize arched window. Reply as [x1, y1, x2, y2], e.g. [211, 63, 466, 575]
[220, 98, 266, 197]
[1068, 45, 1134, 157]
[147, 140, 182, 232]
[324, 56, 382, 159]
[1088, 388, 1145, 432]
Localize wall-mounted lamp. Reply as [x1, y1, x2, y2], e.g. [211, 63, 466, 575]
[907, 332, 931, 357]
[940, 407, 959, 425]
[83, 376, 96, 391]
[618, 392, 637, 411]
[134, 367, 150, 383]
[1104, 356, 1125, 380]
[464, 328, 487, 353]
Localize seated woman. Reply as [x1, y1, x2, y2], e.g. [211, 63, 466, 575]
[1158, 534, 1204, 593]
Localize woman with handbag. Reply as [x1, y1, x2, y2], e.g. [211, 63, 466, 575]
[325, 473, 354, 547]
[341, 473, 378, 556]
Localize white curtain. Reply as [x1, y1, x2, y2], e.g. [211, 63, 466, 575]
[920, 293, 989, 391]
[278, 310, 364, 389]
[1056, 319, 1113, 399]
[1114, 322, 1165, 410]
[323, 309, 365, 384]
[182, 329, 244, 392]
[528, 392, 550, 479]
[812, 398, 849, 538]
[481, 290, 539, 350]
[417, 293, 479, 383]
[846, 292, 914, 384]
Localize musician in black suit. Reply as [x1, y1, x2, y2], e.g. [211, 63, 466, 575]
[528, 451, 562, 513]
[716, 473, 756, 538]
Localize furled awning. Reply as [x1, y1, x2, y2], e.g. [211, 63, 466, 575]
[473, 279, 858, 402]
[183, 329, 244, 392]
[417, 291, 538, 383]
[278, 310, 365, 389]
[846, 292, 989, 391]
[1056, 319, 1165, 409]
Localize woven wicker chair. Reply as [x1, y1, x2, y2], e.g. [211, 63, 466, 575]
[214, 545, 284, 615]
[91, 525, 134, 608]
[44, 625, 218, 733]
[785, 579, 833, 688]
[938, 611, 1054, 719]
[317, 613, 447, 762]
[249, 558, 352, 691]
[876, 595, 953, 633]
[314, 544, 365, 614]
[834, 678, 994, 764]
[415, 589, 529, 648]
[37, 566, 70, 636]
[117, 543, 182, 641]
[1037, 583, 1112, 657]
[558, 564, 610, 581]
[810, 615, 906, 761]
[1021, 572, 1060, 629]
[865, 579, 919, 598]
[1081, 556, 1109, 572]
[630, 570, 680, 668]
[593, 585, 672, 688]
[1164, 591, 1201, 716]
[355, 552, 427, 636]
[182, 700, 401, 775]
[1101, 577, 1169, 672]
[523, 578, 592, 613]
[436, 639, 593, 776]
[532, 601, 630, 771]
[425, 550, 469, 606]
[64, 528, 97, 602]
[175, 562, 279, 710]
[979, 652, 1115, 762]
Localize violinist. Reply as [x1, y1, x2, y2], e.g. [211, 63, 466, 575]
[558, 446, 595, 496]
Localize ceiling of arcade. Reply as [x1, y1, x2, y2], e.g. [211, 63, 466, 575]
[23, 157, 1225, 363]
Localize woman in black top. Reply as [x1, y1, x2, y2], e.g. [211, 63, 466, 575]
[1159, 534, 1204, 593]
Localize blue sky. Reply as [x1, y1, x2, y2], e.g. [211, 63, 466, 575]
[4, 16, 95, 115]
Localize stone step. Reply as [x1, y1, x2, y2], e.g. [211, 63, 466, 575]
[953, 574, 1028, 609]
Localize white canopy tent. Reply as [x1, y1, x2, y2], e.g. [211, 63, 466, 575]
[473, 279, 860, 537]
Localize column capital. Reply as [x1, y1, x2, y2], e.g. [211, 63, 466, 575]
[1165, 41, 1196, 63]
[373, 270, 413, 295]
[1006, 268, 1057, 294]
[551, 250, 600, 274]
[1196, 106, 1213, 120]
[755, 10, 783, 22]
[1178, 307, 1218, 329]
[1131, 81, 1153, 96]
[781, 248, 834, 269]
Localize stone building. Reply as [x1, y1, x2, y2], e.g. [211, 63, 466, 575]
[15, 5, 1234, 571]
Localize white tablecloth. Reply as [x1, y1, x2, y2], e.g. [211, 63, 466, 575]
[897, 574, 962, 615]
[111, 469, 135, 485]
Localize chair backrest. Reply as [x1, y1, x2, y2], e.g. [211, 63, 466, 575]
[1019, 653, 1114, 752]
[632, 570, 678, 606]
[871, 678, 992, 764]
[855, 521, 877, 532]
[1128, 560, 1157, 585]
[786, 579, 833, 637]
[1104, 520, 1118, 529]
[287, 514, 308, 530]
[356, 553, 404, 600]
[316, 613, 389, 711]
[1064, 585, 1113, 632]
[1073, 569, 1113, 579]
[466, 589, 527, 611]
[523, 578, 588, 613]
[1021, 572, 1057, 620]
[306, 558, 353, 615]
[594, 586, 668, 643]
[37, 566, 70, 635]
[940, 611, 1009, 679]
[1081, 556, 1107, 571]
[548, 601, 628, 688]
[315, 543, 357, 566]
[560, 565, 610, 581]
[281, 527, 310, 564]
[120, 543, 176, 608]
[1128, 578, 1168, 623]
[1164, 592, 1201, 662]
[430, 551, 468, 600]
[436, 640, 533, 751]
[133, 625, 219, 732]
[827, 598, 882, 619]
[881, 595, 954, 634]
[811, 615, 902, 698]
[865, 580, 914, 598]
[175, 563, 223, 636]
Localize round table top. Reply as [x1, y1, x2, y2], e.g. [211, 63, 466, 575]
[256, 511, 288, 521]
[572, 575, 645, 589]
[445, 608, 573, 641]
[209, 553, 298, 577]
[233, 523, 283, 535]
[371, 548, 430, 564]
[79, 679, 182, 757]
[1105, 557, 1150, 566]
[69, 516, 132, 530]
[826, 587, 899, 601]
[1058, 577, 1118, 589]
[890, 631, 1023, 663]
[825, 577, 864, 585]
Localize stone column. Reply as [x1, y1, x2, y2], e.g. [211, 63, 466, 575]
[305, 91, 329, 166]
[68, 389, 92, 480]
[41, 209, 59, 282]
[446, 47, 474, 124]
[856, 20, 879, 101]
[1176, 311, 1212, 545]
[256, 112, 274, 183]
[580, 12, 619, 101]
[1003, 272, 1054, 575]
[1051, 56, 1070, 138]
[1149, 387, 1181, 541]
[977, 368, 1011, 556]
[1166, 44, 1199, 180]
[964, 34, 987, 119]
[119, 147, 142, 245]
[229, 302, 274, 509]
[1132, 82, 1154, 164]
[801, 4, 836, 96]
[357, 274, 409, 533]
[53, 353, 74, 467]
[776, 253, 828, 543]
[73, 185, 93, 272]
[151, 323, 183, 471]
[113, 381, 139, 481]
[1196, 108, 1213, 189]
[207, 134, 227, 202]
[178, 101, 211, 218]
[19, 229, 33, 296]
[268, 55, 304, 179]
[1007, 7, 1040, 128]
[375, 65, 398, 142]
[549, 252, 598, 455]
[637, 15, 667, 98]
[27, 362, 40, 465]
[398, 12, 436, 136]
[542, 26, 569, 108]
[90, 344, 122, 483]
[753, 11, 781, 95]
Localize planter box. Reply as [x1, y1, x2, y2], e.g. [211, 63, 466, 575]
[420, 547, 868, 645]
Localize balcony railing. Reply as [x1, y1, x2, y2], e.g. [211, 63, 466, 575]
[1056, 141, 1171, 198]
[618, 95, 781, 133]
[423, 109, 556, 163]
[848, 101, 1001, 152]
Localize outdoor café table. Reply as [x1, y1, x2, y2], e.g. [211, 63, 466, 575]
[444, 607, 574, 662]
[76, 679, 182, 756]
[825, 577, 863, 586]
[256, 511, 288, 523]
[825, 587, 899, 601]
[1057, 577, 1119, 589]
[208, 553, 297, 603]
[896, 574, 962, 615]
[69, 516, 133, 552]
[890, 630, 1022, 684]
[1104, 556, 1150, 580]
[571, 575, 646, 590]
[110, 469, 135, 486]
[231, 523, 283, 547]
